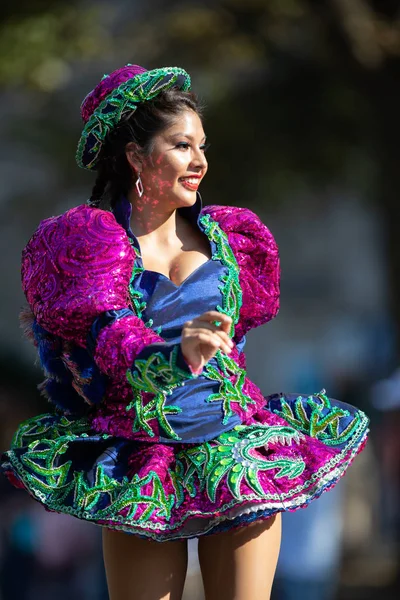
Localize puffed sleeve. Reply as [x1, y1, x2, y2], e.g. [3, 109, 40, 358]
[203, 205, 280, 341]
[21, 205, 196, 394]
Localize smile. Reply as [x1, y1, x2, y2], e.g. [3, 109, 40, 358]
[179, 177, 201, 190]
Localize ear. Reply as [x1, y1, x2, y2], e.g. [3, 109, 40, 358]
[125, 142, 143, 174]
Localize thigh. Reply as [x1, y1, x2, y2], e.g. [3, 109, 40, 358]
[198, 514, 281, 600]
[102, 528, 188, 600]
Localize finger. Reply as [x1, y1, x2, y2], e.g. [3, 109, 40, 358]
[189, 331, 222, 349]
[214, 330, 234, 354]
[197, 311, 232, 325]
[190, 320, 220, 333]
[190, 330, 232, 357]
[185, 327, 233, 352]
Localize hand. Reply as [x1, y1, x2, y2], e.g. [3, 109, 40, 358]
[181, 311, 234, 374]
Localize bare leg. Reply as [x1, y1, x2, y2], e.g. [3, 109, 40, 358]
[102, 528, 188, 600]
[198, 514, 281, 600]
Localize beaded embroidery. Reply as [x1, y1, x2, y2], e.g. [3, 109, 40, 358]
[204, 352, 255, 424]
[77, 67, 191, 170]
[128, 246, 147, 321]
[272, 390, 361, 446]
[78, 468, 175, 523]
[125, 346, 195, 441]
[199, 213, 242, 336]
[181, 424, 306, 502]
[4, 411, 368, 540]
[127, 346, 195, 395]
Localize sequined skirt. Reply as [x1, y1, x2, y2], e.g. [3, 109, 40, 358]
[1, 391, 368, 541]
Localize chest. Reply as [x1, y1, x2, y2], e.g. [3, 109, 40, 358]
[128, 212, 243, 337]
[137, 229, 212, 288]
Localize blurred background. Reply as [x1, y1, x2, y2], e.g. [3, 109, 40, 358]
[1, 0, 400, 598]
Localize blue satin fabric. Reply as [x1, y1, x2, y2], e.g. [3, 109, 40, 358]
[135, 260, 242, 443]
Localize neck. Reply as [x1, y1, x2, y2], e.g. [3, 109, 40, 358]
[127, 190, 183, 245]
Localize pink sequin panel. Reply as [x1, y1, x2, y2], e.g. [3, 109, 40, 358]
[203, 205, 280, 341]
[93, 315, 163, 381]
[21, 205, 135, 347]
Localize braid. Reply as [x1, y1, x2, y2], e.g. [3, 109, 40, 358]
[88, 167, 109, 207]
[88, 154, 132, 210]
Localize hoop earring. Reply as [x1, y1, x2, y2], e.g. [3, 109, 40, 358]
[135, 173, 144, 197]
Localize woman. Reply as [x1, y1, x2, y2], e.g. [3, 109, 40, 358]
[1, 64, 369, 600]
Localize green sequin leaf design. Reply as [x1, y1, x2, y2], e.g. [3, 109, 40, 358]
[183, 424, 305, 502]
[128, 346, 194, 394]
[20, 433, 174, 522]
[97, 470, 175, 523]
[12, 414, 94, 450]
[125, 386, 182, 441]
[199, 213, 242, 337]
[273, 390, 360, 446]
[204, 352, 255, 424]
[128, 245, 147, 321]
[126, 346, 200, 440]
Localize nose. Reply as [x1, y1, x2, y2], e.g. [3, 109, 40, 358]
[191, 146, 207, 171]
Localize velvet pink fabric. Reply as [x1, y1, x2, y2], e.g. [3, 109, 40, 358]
[21, 205, 134, 347]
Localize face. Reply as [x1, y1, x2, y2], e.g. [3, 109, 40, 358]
[129, 110, 208, 210]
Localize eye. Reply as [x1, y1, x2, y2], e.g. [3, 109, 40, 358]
[200, 143, 211, 153]
[176, 142, 190, 150]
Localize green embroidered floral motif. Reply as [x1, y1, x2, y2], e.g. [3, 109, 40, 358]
[73, 465, 124, 511]
[182, 424, 305, 502]
[272, 390, 360, 446]
[204, 351, 255, 424]
[199, 213, 242, 337]
[125, 385, 182, 441]
[97, 470, 175, 523]
[5, 410, 368, 539]
[12, 414, 94, 449]
[126, 345, 203, 440]
[21, 441, 173, 522]
[128, 345, 194, 395]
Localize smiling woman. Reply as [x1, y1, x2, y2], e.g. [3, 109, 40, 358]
[1, 64, 369, 600]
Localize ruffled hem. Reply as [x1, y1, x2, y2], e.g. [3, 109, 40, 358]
[1, 392, 369, 541]
[1, 394, 368, 541]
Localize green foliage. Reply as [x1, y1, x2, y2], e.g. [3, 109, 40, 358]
[0, 3, 107, 90]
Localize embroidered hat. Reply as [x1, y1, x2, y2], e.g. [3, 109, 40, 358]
[76, 64, 191, 170]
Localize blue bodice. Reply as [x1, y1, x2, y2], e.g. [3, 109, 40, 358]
[128, 207, 243, 443]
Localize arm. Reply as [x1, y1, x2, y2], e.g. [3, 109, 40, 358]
[22, 205, 196, 397]
[202, 205, 280, 341]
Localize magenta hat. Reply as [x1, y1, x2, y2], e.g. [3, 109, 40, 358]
[76, 64, 191, 170]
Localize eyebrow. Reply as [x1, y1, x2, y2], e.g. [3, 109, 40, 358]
[169, 132, 207, 142]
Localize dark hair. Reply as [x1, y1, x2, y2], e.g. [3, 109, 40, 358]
[89, 87, 202, 209]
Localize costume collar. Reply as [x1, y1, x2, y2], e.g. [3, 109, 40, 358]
[113, 192, 203, 237]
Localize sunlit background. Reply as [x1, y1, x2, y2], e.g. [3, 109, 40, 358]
[1, 1, 400, 599]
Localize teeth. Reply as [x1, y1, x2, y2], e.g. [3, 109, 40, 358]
[180, 178, 199, 185]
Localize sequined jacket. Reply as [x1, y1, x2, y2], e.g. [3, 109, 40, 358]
[21, 197, 280, 443]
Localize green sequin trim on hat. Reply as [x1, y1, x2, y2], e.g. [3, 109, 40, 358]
[76, 67, 191, 170]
